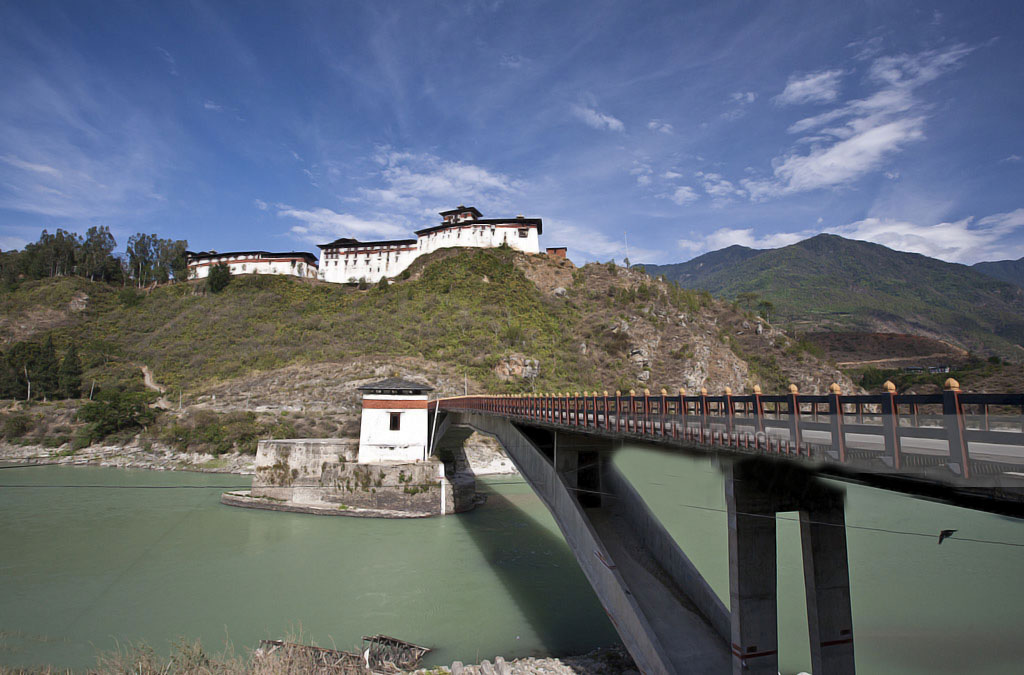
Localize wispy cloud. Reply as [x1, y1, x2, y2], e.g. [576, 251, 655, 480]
[203, 100, 224, 112]
[156, 46, 178, 76]
[365, 148, 523, 214]
[278, 206, 409, 243]
[549, 218, 661, 264]
[1002, 154, 1021, 163]
[775, 69, 844, 105]
[572, 104, 624, 132]
[253, 199, 268, 210]
[742, 44, 973, 200]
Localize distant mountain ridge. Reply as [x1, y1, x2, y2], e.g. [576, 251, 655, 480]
[972, 257, 1024, 289]
[643, 234, 1024, 356]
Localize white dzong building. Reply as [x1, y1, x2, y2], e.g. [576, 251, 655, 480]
[186, 250, 318, 280]
[356, 378, 434, 464]
[318, 206, 543, 284]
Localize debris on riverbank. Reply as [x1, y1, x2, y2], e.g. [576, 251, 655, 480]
[437, 645, 636, 674]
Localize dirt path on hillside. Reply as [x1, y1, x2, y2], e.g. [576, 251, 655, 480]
[139, 364, 174, 408]
[835, 353, 960, 369]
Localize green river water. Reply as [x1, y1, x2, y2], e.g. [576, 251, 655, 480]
[1, 448, 1022, 673]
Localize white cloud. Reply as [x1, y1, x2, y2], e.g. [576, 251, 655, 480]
[744, 117, 925, 198]
[730, 91, 756, 104]
[775, 69, 844, 105]
[203, 100, 224, 112]
[667, 186, 699, 205]
[1002, 154, 1021, 163]
[547, 219, 661, 264]
[367, 149, 522, 213]
[253, 199, 268, 210]
[696, 171, 746, 199]
[277, 206, 409, 244]
[679, 227, 808, 255]
[829, 210, 1024, 263]
[572, 104, 624, 132]
[663, 170, 682, 179]
[647, 119, 674, 134]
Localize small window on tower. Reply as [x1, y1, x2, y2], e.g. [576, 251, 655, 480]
[389, 412, 401, 431]
[518, 228, 528, 238]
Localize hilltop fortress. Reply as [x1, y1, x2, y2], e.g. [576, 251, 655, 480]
[188, 206, 556, 284]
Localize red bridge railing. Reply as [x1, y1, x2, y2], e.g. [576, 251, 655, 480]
[431, 380, 1024, 485]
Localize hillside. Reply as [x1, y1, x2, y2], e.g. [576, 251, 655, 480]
[0, 248, 852, 455]
[644, 234, 1024, 356]
[973, 257, 1024, 289]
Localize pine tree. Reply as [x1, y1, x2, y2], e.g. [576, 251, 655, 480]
[34, 336, 59, 400]
[59, 344, 83, 399]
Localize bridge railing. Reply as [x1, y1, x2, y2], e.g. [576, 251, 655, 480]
[431, 379, 1024, 485]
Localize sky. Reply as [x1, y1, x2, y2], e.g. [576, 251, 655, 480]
[1, 0, 1023, 266]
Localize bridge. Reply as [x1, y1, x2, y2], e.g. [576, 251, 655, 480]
[428, 380, 1024, 675]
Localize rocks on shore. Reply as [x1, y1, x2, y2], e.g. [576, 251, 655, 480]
[413, 646, 637, 675]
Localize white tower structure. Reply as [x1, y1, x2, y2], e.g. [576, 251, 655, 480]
[356, 378, 434, 463]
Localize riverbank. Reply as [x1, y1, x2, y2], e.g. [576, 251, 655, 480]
[0, 443, 255, 474]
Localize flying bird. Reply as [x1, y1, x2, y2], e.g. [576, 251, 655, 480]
[938, 529, 957, 545]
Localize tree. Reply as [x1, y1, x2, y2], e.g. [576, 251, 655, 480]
[736, 291, 760, 310]
[34, 335, 60, 400]
[59, 344, 83, 399]
[81, 226, 117, 281]
[756, 300, 774, 324]
[207, 263, 231, 293]
[127, 233, 158, 287]
[78, 389, 157, 440]
[157, 239, 189, 281]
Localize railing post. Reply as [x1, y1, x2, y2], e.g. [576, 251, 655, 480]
[679, 387, 687, 440]
[659, 388, 668, 436]
[828, 383, 846, 463]
[724, 386, 734, 446]
[787, 384, 802, 455]
[573, 392, 580, 426]
[643, 388, 651, 435]
[615, 390, 622, 432]
[942, 378, 970, 479]
[700, 386, 709, 439]
[603, 390, 610, 430]
[880, 381, 902, 470]
[628, 389, 637, 432]
[752, 384, 765, 441]
[592, 390, 599, 428]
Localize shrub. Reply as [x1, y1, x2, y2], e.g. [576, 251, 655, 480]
[78, 389, 158, 441]
[207, 263, 231, 293]
[2, 413, 33, 439]
[118, 288, 143, 307]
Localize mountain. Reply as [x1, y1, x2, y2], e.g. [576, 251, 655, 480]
[642, 244, 760, 286]
[973, 257, 1024, 289]
[643, 234, 1024, 356]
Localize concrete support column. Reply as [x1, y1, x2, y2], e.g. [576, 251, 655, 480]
[800, 495, 856, 675]
[726, 465, 779, 674]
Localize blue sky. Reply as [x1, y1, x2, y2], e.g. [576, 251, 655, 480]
[1, 0, 1022, 265]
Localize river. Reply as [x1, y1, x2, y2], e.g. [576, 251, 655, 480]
[1, 448, 1022, 673]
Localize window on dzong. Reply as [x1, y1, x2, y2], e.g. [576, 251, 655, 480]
[518, 228, 528, 238]
[389, 412, 401, 431]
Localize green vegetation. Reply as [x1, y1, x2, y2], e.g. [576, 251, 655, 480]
[160, 410, 296, 455]
[644, 234, 1024, 356]
[77, 389, 158, 444]
[854, 357, 1005, 392]
[0, 226, 187, 288]
[207, 263, 232, 293]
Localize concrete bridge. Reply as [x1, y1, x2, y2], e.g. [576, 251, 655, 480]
[429, 380, 1024, 675]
